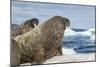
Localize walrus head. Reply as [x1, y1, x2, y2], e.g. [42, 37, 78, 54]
[29, 18, 39, 28]
[43, 16, 70, 30]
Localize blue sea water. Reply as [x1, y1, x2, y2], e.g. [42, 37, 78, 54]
[62, 28, 96, 53]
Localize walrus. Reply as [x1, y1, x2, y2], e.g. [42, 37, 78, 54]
[12, 16, 70, 65]
[12, 18, 39, 37]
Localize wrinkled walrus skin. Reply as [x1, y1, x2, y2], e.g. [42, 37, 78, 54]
[13, 16, 70, 65]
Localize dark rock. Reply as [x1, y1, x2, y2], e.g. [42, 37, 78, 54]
[14, 16, 70, 65]
[11, 24, 19, 37]
[11, 24, 19, 29]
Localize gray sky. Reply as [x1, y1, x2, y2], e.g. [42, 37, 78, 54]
[12, 1, 96, 29]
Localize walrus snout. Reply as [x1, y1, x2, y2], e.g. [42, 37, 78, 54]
[60, 17, 70, 29]
[50, 16, 70, 29]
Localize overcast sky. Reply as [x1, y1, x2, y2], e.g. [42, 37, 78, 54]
[12, 1, 95, 29]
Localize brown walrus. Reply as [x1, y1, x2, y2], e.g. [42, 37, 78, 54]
[11, 16, 70, 66]
[12, 18, 39, 37]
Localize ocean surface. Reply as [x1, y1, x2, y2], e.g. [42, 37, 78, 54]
[62, 28, 96, 54]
